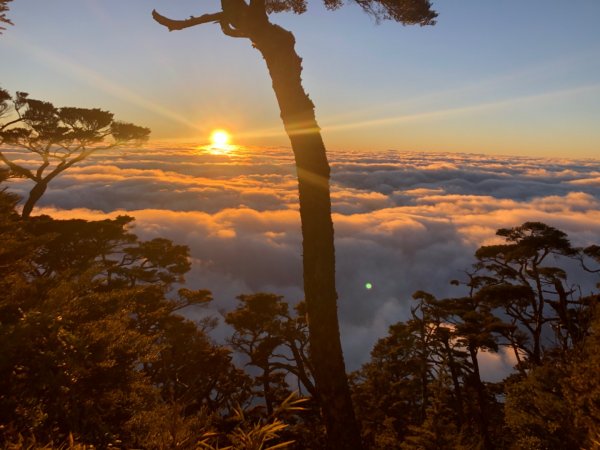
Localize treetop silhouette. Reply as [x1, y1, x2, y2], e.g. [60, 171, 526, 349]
[153, 0, 436, 32]
[0, 89, 150, 218]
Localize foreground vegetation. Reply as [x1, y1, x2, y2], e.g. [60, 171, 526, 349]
[1, 170, 599, 448]
[353, 222, 600, 450]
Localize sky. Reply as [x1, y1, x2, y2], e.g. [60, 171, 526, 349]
[1, 0, 600, 156]
[4, 145, 600, 375]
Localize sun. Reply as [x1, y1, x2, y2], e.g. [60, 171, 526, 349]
[210, 129, 231, 149]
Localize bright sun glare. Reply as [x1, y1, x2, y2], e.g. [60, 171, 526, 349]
[210, 130, 231, 149]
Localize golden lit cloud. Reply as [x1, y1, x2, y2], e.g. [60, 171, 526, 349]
[10, 146, 599, 370]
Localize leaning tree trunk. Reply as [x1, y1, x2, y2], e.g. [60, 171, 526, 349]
[20, 157, 82, 218]
[21, 180, 48, 218]
[250, 22, 363, 450]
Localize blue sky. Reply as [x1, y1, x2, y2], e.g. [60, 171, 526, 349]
[2, 0, 600, 156]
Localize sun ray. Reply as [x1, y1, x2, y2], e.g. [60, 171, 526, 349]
[5, 36, 203, 133]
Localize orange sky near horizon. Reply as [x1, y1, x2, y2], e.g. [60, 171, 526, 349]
[2, 1, 600, 159]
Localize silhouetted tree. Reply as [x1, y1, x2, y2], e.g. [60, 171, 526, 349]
[20, 214, 191, 293]
[0, 89, 150, 217]
[503, 298, 600, 450]
[426, 289, 509, 450]
[581, 244, 600, 279]
[136, 294, 252, 448]
[400, 372, 461, 450]
[351, 222, 599, 449]
[472, 222, 579, 365]
[352, 320, 430, 447]
[226, 293, 290, 415]
[151, 3, 436, 447]
[225, 293, 315, 415]
[504, 363, 586, 450]
[352, 291, 490, 449]
[410, 291, 469, 431]
[502, 296, 599, 450]
[0, 191, 250, 447]
[0, 215, 165, 444]
[562, 301, 600, 447]
[352, 292, 463, 448]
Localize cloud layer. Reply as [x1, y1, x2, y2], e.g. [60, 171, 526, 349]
[4, 145, 600, 370]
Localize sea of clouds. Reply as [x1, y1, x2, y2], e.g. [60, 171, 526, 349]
[4, 145, 600, 376]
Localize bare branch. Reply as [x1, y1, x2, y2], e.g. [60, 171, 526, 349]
[151, 9, 223, 31]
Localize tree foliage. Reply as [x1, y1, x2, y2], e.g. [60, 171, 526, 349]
[0, 178, 322, 448]
[353, 221, 599, 449]
[3, 158, 599, 449]
[0, 0, 11, 33]
[226, 294, 315, 411]
[0, 88, 150, 217]
[563, 302, 600, 447]
[0, 184, 244, 447]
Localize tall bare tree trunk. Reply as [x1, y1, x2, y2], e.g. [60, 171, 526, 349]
[151, 7, 364, 447]
[251, 22, 363, 450]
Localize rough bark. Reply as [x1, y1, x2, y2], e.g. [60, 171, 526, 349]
[249, 22, 363, 450]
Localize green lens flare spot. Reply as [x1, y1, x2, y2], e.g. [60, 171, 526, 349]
[365, 282, 373, 290]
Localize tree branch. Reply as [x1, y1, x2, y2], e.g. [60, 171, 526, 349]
[0, 151, 35, 180]
[35, 159, 49, 180]
[0, 117, 22, 131]
[151, 9, 223, 31]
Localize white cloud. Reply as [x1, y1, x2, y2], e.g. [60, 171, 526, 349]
[5, 145, 600, 372]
